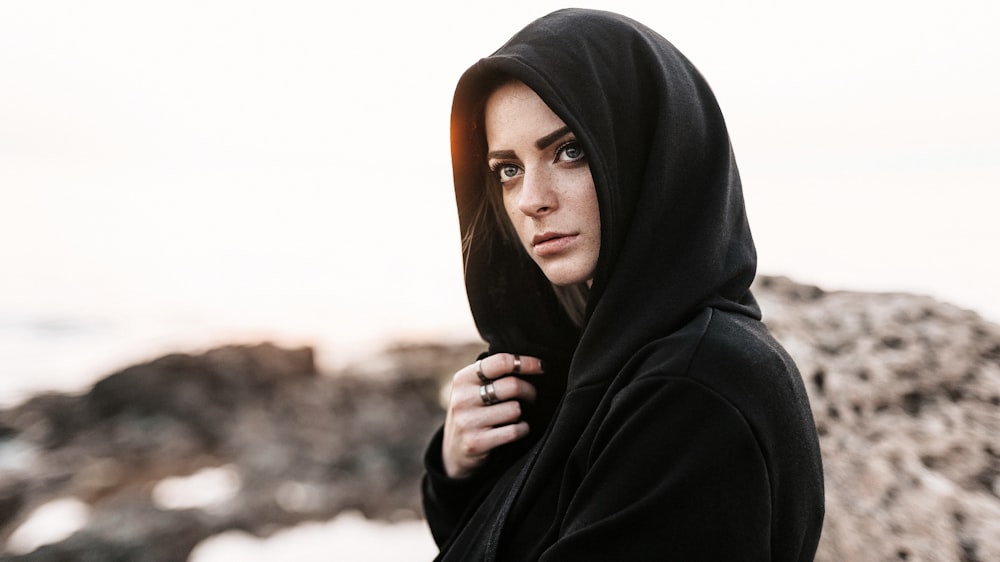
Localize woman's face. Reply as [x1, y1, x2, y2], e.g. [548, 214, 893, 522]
[484, 81, 601, 287]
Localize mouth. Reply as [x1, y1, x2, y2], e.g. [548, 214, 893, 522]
[531, 232, 578, 257]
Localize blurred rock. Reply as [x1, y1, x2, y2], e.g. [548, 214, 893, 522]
[0, 341, 478, 561]
[1, 277, 998, 561]
[755, 275, 1000, 562]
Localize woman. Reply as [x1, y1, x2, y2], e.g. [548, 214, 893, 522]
[422, 8, 824, 561]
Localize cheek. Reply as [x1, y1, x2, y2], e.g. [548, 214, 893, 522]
[583, 180, 600, 228]
[567, 178, 600, 229]
[497, 202, 526, 253]
[502, 195, 527, 234]
[506, 211, 531, 245]
[502, 191, 516, 218]
[588, 193, 601, 229]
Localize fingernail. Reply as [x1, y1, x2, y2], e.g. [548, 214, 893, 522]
[539, 359, 547, 372]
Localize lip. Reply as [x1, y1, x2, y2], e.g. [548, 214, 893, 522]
[532, 232, 578, 257]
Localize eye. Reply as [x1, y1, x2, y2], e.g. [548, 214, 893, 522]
[490, 161, 523, 184]
[556, 141, 585, 163]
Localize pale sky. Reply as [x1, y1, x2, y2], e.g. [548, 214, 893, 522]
[1, 1, 998, 389]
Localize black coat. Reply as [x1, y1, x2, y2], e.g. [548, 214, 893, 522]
[423, 8, 824, 561]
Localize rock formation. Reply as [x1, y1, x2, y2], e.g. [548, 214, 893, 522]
[0, 341, 479, 561]
[0, 275, 997, 561]
[755, 276, 1000, 562]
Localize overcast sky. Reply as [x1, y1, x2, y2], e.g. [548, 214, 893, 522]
[2, 1, 998, 378]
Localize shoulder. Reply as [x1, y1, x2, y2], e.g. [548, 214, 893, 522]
[631, 307, 801, 402]
[697, 307, 795, 369]
[589, 308, 824, 555]
[618, 306, 822, 486]
[619, 307, 816, 454]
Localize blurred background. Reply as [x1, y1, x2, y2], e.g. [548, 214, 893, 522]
[2, 0, 998, 558]
[2, 0, 998, 404]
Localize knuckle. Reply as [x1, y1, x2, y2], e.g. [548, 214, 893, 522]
[452, 412, 472, 432]
[464, 434, 484, 455]
[507, 401, 522, 417]
[460, 443, 476, 458]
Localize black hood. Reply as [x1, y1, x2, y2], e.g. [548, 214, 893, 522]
[451, 8, 760, 389]
[429, 11, 824, 559]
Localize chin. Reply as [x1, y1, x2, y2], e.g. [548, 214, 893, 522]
[539, 265, 593, 287]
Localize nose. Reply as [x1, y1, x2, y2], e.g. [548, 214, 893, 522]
[517, 167, 558, 217]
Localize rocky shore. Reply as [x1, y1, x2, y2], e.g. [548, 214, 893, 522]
[1, 275, 998, 561]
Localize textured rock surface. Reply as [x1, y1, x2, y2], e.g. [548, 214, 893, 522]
[755, 276, 1000, 562]
[1, 276, 998, 561]
[0, 342, 478, 561]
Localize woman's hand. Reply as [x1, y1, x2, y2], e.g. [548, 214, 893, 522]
[442, 353, 544, 479]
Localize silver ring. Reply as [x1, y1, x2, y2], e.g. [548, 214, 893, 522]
[479, 382, 501, 405]
[475, 359, 490, 384]
[512, 354, 521, 374]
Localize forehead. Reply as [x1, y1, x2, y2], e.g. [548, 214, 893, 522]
[484, 81, 567, 147]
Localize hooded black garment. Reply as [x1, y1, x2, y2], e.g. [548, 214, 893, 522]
[422, 8, 824, 561]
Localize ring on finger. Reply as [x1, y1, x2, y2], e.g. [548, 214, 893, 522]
[475, 359, 490, 384]
[479, 382, 501, 405]
[512, 354, 521, 375]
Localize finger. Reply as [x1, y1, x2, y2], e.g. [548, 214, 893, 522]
[478, 381, 502, 406]
[460, 376, 537, 408]
[445, 420, 530, 478]
[491, 376, 538, 403]
[475, 400, 524, 428]
[497, 353, 544, 376]
[469, 354, 544, 383]
[466, 421, 531, 455]
[474, 358, 490, 384]
[450, 401, 521, 438]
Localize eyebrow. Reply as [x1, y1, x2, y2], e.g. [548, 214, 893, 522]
[486, 126, 574, 161]
[535, 126, 573, 150]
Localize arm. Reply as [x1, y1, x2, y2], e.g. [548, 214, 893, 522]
[422, 426, 491, 546]
[541, 377, 773, 560]
[422, 353, 544, 546]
